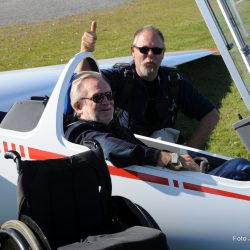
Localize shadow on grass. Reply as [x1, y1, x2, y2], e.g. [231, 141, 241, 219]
[175, 54, 232, 148]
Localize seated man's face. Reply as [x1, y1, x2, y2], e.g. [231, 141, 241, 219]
[78, 77, 114, 124]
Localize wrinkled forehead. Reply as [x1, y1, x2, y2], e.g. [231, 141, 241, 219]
[81, 77, 111, 95]
[134, 29, 164, 47]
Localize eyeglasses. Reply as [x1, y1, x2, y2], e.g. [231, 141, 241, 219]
[133, 46, 164, 55]
[80, 91, 113, 104]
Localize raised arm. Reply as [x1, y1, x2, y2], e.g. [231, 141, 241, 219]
[76, 21, 97, 73]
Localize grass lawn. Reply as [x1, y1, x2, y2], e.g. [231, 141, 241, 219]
[0, 0, 249, 159]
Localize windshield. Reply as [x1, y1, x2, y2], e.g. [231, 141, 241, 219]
[197, 0, 250, 110]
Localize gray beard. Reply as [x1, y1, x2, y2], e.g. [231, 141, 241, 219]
[140, 64, 157, 78]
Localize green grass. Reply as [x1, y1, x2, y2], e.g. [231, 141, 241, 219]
[0, 0, 249, 159]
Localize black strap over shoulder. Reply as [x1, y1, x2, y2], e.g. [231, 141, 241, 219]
[112, 63, 135, 119]
[113, 64, 182, 107]
[113, 63, 134, 80]
[161, 66, 182, 106]
[111, 63, 182, 128]
[158, 66, 182, 125]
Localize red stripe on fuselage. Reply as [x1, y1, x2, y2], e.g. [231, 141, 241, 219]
[3, 142, 25, 157]
[3, 141, 8, 152]
[183, 182, 250, 201]
[19, 145, 25, 157]
[2, 143, 249, 202]
[11, 143, 16, 151]
[108, 165, 169, 186]
[173, 179, 179, 188]
[28, 147, 65, 160]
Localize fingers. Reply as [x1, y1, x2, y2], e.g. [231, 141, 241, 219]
[91, 20, 97, 33]
[180, 154, 200, 172]
[157, 151, 171, 167]
[81, 21, 97, 52]
[81, 33, 97, 51]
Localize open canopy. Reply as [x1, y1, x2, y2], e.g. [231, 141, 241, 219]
[196, 0, 250, 110]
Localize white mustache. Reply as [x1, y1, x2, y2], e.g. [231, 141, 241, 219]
[143, 61, 156, 66]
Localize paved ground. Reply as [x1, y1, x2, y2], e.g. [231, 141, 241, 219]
[0, 0, 132, 26]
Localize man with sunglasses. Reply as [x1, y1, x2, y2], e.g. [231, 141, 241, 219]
[77, 21, 220, 149]
[65, 71, 250, 180]
[65, 70, 200, 171]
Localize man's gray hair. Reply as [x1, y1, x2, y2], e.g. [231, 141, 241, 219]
[133, 25, 165, 47]
[70, 71, 107, 111]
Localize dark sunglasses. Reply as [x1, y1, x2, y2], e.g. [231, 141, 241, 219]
[133, 46, 164, 55]
[80, 91, 113, 104]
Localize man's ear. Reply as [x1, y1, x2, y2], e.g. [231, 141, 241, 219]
[74, 101, 82, 114]
[74, 102, 82, 117]
[131, 46, 135, 58]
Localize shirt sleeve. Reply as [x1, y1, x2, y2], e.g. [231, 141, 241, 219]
[75, 128, 160, 168]
[101, 68, 122, 92]
[179, 77, 217, 120]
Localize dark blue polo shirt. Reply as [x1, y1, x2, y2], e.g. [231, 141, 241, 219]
[101, 64, 216, 136]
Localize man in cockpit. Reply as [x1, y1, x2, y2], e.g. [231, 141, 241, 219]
[65, 71, 200, 171]
[65, 71, 250, 181]
[76, 21, 220, 149]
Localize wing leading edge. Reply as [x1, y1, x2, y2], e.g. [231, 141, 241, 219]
[0, 49, 217, 112]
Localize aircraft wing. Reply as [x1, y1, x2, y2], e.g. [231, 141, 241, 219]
[0, 65, 64, 112]
[0, 48, 217, 112]
[161, 48, 217, 67]
[98, 48, 218, 69]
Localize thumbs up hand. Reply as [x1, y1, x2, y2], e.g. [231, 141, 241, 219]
[81, 21, 97, 52]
